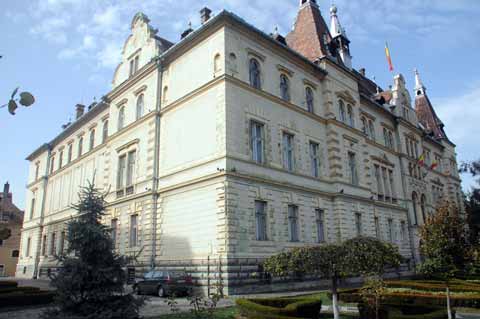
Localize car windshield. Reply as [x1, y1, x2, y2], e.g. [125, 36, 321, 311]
[143, 271, 163, 279]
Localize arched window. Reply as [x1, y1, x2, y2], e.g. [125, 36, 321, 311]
[420, 194, 427, 223]
[89, 129, 95, 151]
[388, 131, 394, 149]
[102, 120, 108, 143]
[280, 74, 290, 101]
[228, 53, 237, 73]
[78, 137, 83, 157]
[118, 106, 125, 130]
[361, 117, 367, 135]
[339, 100, 346, 123]
[369, 120, 375, 141]
[136, 94, 144, 120]
[249, 58, 261, 89]
[412, 192, 419, 225]
[383, 128, 389, 147]
[347, 105, 354, 127]
[305, 87, 314, 112]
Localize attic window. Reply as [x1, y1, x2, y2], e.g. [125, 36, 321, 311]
[416, 90, 422, 96]
[129, 56, 139, 77]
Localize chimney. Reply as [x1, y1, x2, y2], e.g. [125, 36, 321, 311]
[200, 7, 212, 24]
[3, 182, 10, 202]
[359, 68, 366, 76]
[181, 22, 194, 39]
[75, 104, 85, 119]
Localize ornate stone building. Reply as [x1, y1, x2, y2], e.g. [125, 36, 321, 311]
[0, 182, 24, 277]
[16, 1, 462, 294]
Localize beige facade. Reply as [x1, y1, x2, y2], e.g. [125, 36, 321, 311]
[16, 5, 462, 294]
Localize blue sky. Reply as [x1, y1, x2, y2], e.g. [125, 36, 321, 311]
[1, 0, 479, 209]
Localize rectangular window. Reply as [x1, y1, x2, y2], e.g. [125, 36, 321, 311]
[400, 221, 406, 242]
[78, 137, 83, 157]
[117, 155, 126, 189]
[111, 219, 118, 248]
[315, 209, 325, 242]
[129, 59, 135, 77]
[375, 165, 383, 200]
[310, 142, 320, 177]
[382, 167, 390, 200]
[288, 205, 299, 242]
[388, 219, 394, 242]
[26, 237, 31, 257]
[389, 169, 396, 201]
[50, 156, 55, 174]
[50, 232, 56, 256]
[255, 201, 267, 241]
[355, 213, 362, 236]
[35, 162, 40, 180]
[126, 151, 136, 187]
[374, 216, 381, 239]
[130, 215, 138, 248]
[282, 133, 294, 171]
[102, 120, 109, 143]
[42, 235, 47, 256]
[89, 129, 95, 151]
[59, 150, 63, 169]
[250, 121, 264, 164]
[59, 231, 65, 254]
[67, 144, 73, 163]
[30, 197, 35, 220]
[348, 152, 358, 185]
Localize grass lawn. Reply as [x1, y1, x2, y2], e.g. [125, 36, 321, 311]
[154, 307, 238, 319]
[304, 291, 357, 307]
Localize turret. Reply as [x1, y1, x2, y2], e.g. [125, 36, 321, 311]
[329, 4, 352, 69]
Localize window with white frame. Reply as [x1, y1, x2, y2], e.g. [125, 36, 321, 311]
[288, 205, 299, 242]
[59, 231, 65, 255]
[136, 94, 144, 120]
[129, 55, 139, 77]
[117, 154, 126, 191]
[102, 120, 109, 143]
[29, 195, 35, 220]
[255, 201, 267, 241]
[59, 149, 64, 169]
[250, 120, 264, 164]
[348, 152, 358, 185]
[355, 213, 362, 236]
[368, 120, 376, 141]
[315, 209, 325, 242]
[130, 215, 138, 248]
[89, 129, 95, 151]
[117, 150, 136, 197]
[42, 235, 47, 256]
[374, 165, 384, 200]
[35, 162, 40, 180]
[50, 155, 55, 174]
[280, 74, 290, 102]
[282, 132, 294, 172]
[118, 106, 125, 131]
[67, 143, 73, 163]
[78, 136, 83, 158]
[309, 141, 320, 177]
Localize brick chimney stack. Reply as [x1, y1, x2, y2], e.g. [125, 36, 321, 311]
[2, 182, 11, 203]
[75, 104, 85, 119]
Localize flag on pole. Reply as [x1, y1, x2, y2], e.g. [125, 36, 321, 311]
[385, 42, 394, 72]
[430, 160, 439, 170]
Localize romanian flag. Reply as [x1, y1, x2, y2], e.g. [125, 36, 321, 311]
[385, 42, 394, 72]
[430, 160, 439, 170]
[417, 153, 425, 167]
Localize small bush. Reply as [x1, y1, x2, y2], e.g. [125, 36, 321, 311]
[358, 303, 451, 319]
[236, 297, 322, 319]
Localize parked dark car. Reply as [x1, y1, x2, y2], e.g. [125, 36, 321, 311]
[132, 270, 193, 297]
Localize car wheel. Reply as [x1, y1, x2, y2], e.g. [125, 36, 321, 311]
[158, 286, 165, 297]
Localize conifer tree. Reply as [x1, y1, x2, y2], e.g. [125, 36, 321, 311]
[42, 181, 143, 319]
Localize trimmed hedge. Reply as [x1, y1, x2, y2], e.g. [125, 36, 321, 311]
[358, 303, 451, 319]
[0, 281, 18, 290]
[236, 297, 322, 319]
[385, 280, 480, 293]
[0, 291, 55, 308]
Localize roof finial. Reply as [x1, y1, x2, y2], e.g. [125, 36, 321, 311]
[414, 68, 426, 95]
[330, 3, 346, 38]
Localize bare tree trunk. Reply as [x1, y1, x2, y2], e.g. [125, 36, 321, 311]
[446, 285, 452, 319]
[332, 277, 340, 319]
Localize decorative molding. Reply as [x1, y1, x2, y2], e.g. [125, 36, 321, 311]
[116, 98, 128, 107]
[360, 110, 376, 120]
[335, 90, 357, 105]
[343, 134, 358, 144]
[134, 84, 147, 96]
[116, 138, 140, 153]
[246, 47, 266, 62]
[371, 154, 395, 167]
[276, 64, 294, 77]
[303, 78, 318, 90]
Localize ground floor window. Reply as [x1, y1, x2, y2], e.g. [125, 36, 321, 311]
[255, 201, 267, 241]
